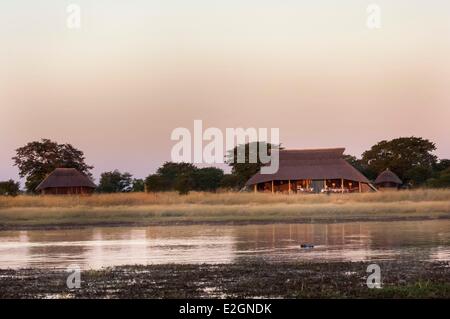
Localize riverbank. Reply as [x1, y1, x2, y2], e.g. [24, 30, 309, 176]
[0, 190, 449, 230]
[1, 260, 449, 298]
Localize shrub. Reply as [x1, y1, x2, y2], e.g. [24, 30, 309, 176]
[0, 180, 20, 196]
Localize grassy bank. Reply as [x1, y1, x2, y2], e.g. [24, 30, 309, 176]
[0, 189, 449, 230]
[1, 260, 449, 298]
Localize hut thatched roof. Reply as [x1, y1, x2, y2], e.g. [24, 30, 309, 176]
[36, 168, 96, 191]
[374, 169, 402, 185]
[245, 148, 370, 185]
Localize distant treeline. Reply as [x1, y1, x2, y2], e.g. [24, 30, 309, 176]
[1, 137, 449, 196]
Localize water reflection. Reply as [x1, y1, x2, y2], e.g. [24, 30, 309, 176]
[0, 220, 449, 270]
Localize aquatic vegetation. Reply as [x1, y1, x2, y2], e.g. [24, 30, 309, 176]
[1, 261, 449, 299]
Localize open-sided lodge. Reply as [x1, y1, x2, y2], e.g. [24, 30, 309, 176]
[246, 148, 375, 194]
[36, 168, 96, 195]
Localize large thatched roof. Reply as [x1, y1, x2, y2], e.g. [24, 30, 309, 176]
[36, 168, 96, 191]
[375, 169, 402, 185]
[246, 148, 370, 186]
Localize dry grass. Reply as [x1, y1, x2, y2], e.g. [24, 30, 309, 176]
[1, 189, 450, 208]
[0, 189, 449, 229]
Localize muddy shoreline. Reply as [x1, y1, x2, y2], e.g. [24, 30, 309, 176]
[1, 215, 450, 231]
[1, 260, 449, 298]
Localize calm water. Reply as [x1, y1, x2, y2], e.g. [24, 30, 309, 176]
[0, 220, 449, 269]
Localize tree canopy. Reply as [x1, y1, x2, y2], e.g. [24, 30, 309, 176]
[131, 179, 145, 192]
[10, 137, 448, 194]
[433, 159, 450, 173]
[145, 162, 225, 194]
[145, 162, 197, 192]
[0, 180, 20, 196]
[361, 137, 437, 186]
[192, 167, 224, 192]
[225, 142, 281, 189]
[426, 168, 450, 188]
[97, 170, 133, 193]
[219, 174, 241, 190]
[12, 139, 93, 193]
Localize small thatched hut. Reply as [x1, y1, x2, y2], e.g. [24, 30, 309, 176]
[374, 168, 402, 190]
[36, 168, 96, 195]
[246, 148, 375, 193]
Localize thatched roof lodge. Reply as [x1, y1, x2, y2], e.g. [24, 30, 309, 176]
[36, 168, 96, 195]
[374, 168, 402, 190]
[246, 148, 375, 193]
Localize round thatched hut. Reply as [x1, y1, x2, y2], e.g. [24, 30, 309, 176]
[374, 168, 402, 190]
[36, 168, 96, 195]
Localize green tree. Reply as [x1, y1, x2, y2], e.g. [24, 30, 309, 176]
[145, 163, 225, 193]
[220, 174, 241, 190]
[361, 137, 437, 186]
[145, 162, 197, 192]
[145, 174, 167, 193]
[13, 139, 93, 193]
[226, 142, 281, 189]
[174, 173, 194, 195]
[132, 178, 145, 192]
[192, 167, 224, 192]
[433, 159, 450, 173]
[343, 154, 375, 180]
[406, 166, 434, 186]
[0, 180, 20, 196]
[97, 170, 133, 193]
[426, 168, 450, 188]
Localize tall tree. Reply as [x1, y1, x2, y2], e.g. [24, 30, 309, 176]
[13, 139, 93, 193]
[97, 170, 133, 193]
[226, 142, 281, 189]
[361, 137, 437, 186]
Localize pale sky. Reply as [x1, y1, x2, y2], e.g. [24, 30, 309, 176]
[1, 0, 450, 183]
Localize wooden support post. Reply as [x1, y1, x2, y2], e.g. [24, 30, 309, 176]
[254, 184, 257, 193]
[271, 180, 274, 194]
[358, 181, 362, 193]
[341, 178, 344, 193]
[288, 180, 291, 194]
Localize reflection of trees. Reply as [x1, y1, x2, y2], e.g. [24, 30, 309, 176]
[231, 223, 373, 263]
[2, 221, 447, 269]
[360, 221, 448, 250]
[231, 221, 449, 263]
[0, 231, 31, 268]
[26, 228, 95, 268]
[232, 223, 371, 248]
